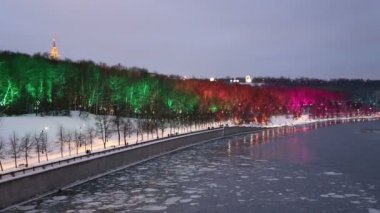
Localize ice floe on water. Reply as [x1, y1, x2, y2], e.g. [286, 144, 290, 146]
[179, 199, 192, 203]
[324, 171, 343, 176]
[164, 197, 181, 205]
[144, 188, 159, 192]
[260, 176, 280, 181]
[198, 167, 217, 172]
[368, 208, 380, 213]
[140, 205, 167, 211]
[52, 196, 68, 201]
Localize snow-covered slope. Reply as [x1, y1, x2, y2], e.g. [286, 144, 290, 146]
[0, 111, 96, 143]
[0, 112, 216, 172]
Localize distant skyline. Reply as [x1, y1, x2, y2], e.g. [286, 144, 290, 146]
[1, 0, 380, 80]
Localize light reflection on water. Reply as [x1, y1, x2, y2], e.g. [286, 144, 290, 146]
[10, 118, 380, 213]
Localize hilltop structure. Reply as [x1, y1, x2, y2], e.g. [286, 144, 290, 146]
[49, 38, 60, 60]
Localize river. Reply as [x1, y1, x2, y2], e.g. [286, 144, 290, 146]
[10, 119, 380, 212]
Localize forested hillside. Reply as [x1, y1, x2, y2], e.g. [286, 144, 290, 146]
[0, 51, 378, 124]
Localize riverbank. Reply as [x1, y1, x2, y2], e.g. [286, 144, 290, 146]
[0, 126, 261, 210]
[7, 119, 380, 213]
[1, 115, 378, 210]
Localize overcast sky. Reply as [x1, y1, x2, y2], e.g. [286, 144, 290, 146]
[1, 0, 379, 79]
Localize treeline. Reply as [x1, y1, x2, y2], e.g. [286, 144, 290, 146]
[254, 77, 380, 106]
[0, 51, 379, 124]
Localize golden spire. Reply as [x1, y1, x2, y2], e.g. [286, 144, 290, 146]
[49, 37, 60, 60]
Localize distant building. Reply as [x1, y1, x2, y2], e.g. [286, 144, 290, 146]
[212, 74, 265, 87]
[245, 75, 252, 83]
[49, 38, 60, 60]
[230, 78, 240, 83]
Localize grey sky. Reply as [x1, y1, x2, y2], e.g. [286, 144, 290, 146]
[1, 0, 379, 79]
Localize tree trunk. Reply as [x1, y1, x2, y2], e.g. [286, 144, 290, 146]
[37, 150, 40, 163]
[69, 143, 71, 156]
[25, 151, 28, 166]
[61, 143, 64, 158]
[136, 130, 139, 143]
[14, 156, 17, 168]
[117, 125, 121, 146]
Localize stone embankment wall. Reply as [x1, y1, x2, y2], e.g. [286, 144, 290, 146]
[0, 127, 259, 209]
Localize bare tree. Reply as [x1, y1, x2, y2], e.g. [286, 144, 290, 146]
[113, 112, 122, 146]
[158, 119, 166, 138]
[73, 130, 83, 155]
[79, 129, 87, 152]
[142, 120, 151, 140]
[33, 132, 42, 163]
[0, 138, 4, 171]
[122, 118, 133, 146]
[96, 114, 113, 149]
[8, 131, 20, 168]
[86, 127, 96, 151]
[57, 126, 65, 158]
[135, 118, 144, 143]
[64, 130, 73, 156]
[20, 134, 34, 167]
[40, 130, 49, 161]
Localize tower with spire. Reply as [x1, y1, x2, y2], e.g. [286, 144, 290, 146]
[49, 37, 60, 60]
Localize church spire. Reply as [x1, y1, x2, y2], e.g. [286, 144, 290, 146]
[49, 37, 60, 60]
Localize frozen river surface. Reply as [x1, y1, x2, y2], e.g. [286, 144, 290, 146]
[11, 120, 380, 212]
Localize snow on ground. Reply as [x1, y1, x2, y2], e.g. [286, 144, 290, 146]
[0, 111, 378, 174]
[0, 111, 224, 173]
[264, 114, 379, 128]
[0, 111, 96, 144]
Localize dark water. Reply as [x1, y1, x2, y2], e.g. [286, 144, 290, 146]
[11, 119, 380, 213]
